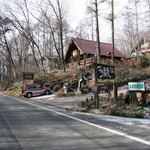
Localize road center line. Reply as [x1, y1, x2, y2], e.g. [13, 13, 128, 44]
[1, 93, 150, 146]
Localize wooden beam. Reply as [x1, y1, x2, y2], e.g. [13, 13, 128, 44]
[84, 54, 87, 66]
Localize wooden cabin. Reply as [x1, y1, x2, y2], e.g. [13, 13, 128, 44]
[64, 38, 124, 68]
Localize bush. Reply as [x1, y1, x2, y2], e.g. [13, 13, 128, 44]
[126, 105, 136, 111]
[117, 110, 127, 117]
[79, 68, 86, 74]
[3, 77, 16, 90]
[135, 109, 145, 118]
[104, 106, 145, 118]
[104, 107, 117, 116]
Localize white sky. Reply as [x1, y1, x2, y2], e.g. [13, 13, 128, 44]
[0, 0, 88, 27]
[0, 0, 130, 44]
[0, 0, 148, 43]
[69, 0, 89, 29]
[68, 0, 128, 42]
[0, 0, 127, 29]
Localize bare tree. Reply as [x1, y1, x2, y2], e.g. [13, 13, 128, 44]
[127, 0, 140, 53]
[41, 11, 62, 65]
[86, 0, 95, 41]
[7, 0, 47, 73]
[75, 19, 92, 40]
[0, 16, 17, 77]
[42, 0, 70, 72]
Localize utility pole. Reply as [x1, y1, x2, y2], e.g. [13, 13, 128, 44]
[111, 0, 118, 100]
[111, 0, 114, 63]
[95, 0, 101, 63]
[94, 0, 101, 109]
[135, 0, 140, 52]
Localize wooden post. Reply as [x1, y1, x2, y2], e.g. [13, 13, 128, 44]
[82, 102, 84, 108]
[94, 62, 99, 109]
[95, 0, 101, 63]
[94, 0, 101, 109]
[111, 0, 115, 63]
[86, 98, 89, 110]
[141, 92, 146, 108]
[78, 50, 80, 66]
[84, 54, 87, 66]
[113, 80, 118, 100]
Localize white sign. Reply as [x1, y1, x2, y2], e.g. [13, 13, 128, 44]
[96, 64, 115, 79]
[128, 82, 145, 91]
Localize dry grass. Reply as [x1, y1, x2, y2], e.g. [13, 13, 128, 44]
[34, 69, 82, 85]
[2, 87, 21, 97]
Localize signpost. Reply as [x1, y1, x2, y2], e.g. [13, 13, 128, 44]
[95, 64, 115, 79]
[128, 82, 146, 108]
[22, 72, 34, 84]
[128, 82, 145, 92]
[94, 63, 115, 109]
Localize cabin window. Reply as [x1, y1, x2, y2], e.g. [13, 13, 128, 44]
[73, 51, 78, 57]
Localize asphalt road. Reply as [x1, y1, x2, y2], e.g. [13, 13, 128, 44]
[0, 93, 150, 150]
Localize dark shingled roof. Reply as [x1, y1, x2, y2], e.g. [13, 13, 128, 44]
[65, 38, 124, 60]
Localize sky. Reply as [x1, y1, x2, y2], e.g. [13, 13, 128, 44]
[69, 0, 89, 29]
[0, 0, 88, 28]
[0, 0, 147, 44]
[0, 0, 130, 46]
[0, 0, 127, 26]
[68, 0, 128, 42]
[69, 0, 127, 27]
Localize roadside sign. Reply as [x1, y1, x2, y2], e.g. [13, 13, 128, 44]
[22, 72, 34, 80]
[95, 63, 115, 79]
[128, 82, 145, 91]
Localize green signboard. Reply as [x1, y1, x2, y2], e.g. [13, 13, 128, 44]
[128, 82, 145, 91]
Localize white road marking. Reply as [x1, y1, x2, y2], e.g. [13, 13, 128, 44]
[1, 93, 150, 146]
[31, 94, 55, 100]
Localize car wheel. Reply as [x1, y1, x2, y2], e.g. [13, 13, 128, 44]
[45, 90, 50, 95]
[26, 92, 32, 98]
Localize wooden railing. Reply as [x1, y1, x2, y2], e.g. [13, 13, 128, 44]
[68, 57, 94, 68]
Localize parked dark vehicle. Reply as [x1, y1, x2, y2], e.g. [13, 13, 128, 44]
[22, 84, 51, 98]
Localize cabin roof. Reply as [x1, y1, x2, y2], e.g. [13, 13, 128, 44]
[65, 38, 124, 60]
